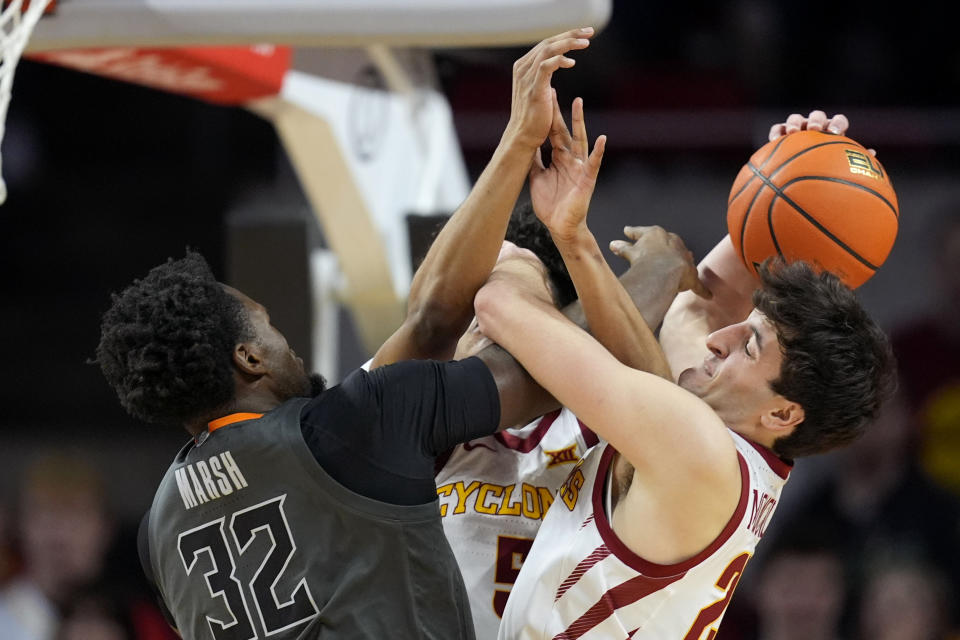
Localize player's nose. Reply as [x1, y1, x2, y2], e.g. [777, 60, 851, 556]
[705, 326, 737, 358]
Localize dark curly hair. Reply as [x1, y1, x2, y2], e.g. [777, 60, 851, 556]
[506, 202, 577, 308]
[754, 260, 896, 459]
[96, 251, 253, 425]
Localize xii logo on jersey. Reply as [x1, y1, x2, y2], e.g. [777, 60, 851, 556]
[844, 149, 884, 180]
[543, 444, 579, 469]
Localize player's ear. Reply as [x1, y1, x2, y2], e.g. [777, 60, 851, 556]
[233, 342, 266, 376]
[760, 400, 804, 434]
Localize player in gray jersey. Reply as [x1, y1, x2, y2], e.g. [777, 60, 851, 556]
[98, 253, 539, 639]
[94, 29, 628, 640]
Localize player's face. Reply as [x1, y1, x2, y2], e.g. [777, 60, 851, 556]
[224, 286, 314, 400]
[454, 241, 550, 360]
[677, 309, 785, 426]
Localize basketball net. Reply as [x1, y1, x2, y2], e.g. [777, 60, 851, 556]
[0, 0, 53, 204]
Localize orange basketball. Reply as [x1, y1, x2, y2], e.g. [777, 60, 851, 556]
[726, 130, 899, 288]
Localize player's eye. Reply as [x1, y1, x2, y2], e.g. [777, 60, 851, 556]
[744, 339, 753, 358]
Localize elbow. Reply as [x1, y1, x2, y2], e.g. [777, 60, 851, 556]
[404, 302, 471, 355]
[474, 281, 510, 343]
[473, 282, 497, 329]
[404, 277, 476, 350]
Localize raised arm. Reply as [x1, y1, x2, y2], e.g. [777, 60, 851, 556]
[370, 28, 595, 368]
[529, 96, 706, 378]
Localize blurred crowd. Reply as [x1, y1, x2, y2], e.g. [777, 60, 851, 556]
[0, 452, 176, 640]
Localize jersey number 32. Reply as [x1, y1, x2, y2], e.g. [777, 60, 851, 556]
[177, 495, 319, 639]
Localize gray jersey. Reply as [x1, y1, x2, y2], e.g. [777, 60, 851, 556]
[146, 397, 474, 639]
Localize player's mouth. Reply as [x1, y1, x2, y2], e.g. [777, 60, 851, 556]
[702, 356, 716, 378]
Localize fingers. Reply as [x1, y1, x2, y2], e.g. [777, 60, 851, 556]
[769, 110, 849, 141]
[784, 113, 806, 135]
[548, 88, 572, 150]
[663, 231, 712, 299]
[609, 239, 631, 262]
[805, 110, 828, 132]
[532, 53, 578, 99]
[571, 97, 589, 158]
[586, 134, 606, 178]
[622, 225, 666, 242]
[531, 146, 546, 173]
[826, 113, 849, 135]
[768, 123, 787, 142]
[515, 29, 593, 79]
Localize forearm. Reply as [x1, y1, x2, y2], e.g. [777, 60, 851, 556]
[660, 235, 757, 379]
[472, 256, 560, 428]
[407, 134, 536, 336]
[371, 135, 537, 368]
[554, 228, 673, 379]
[475, 343, 560, 430]
[562, 260, 680, 330]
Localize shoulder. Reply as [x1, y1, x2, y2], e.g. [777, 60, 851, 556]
[554, 407, 600, 449]
[307, 362, 433, 407]
[615, 427, 744, 564]
[496, 408, 587, 453]
[300, 368, 379, 429]
[729, 432, 793, 485]
[362, 358, 491, 386]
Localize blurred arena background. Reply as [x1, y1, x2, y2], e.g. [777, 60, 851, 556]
[1, 1, 958, 638]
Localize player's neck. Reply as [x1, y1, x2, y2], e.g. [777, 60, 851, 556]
[182, 392, 281, 437]
[230, 389, 284, 416]
[725, 420, 778, 450]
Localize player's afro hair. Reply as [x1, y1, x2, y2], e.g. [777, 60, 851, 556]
[755, 259, 897, 458]
[96, 251, 253, 425]
[506, 202, 577, 308]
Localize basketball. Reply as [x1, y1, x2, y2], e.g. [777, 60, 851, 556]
[726, 130, 899, 288]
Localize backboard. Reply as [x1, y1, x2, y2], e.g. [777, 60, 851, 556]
[28, 0, 612, 51]
[13, 0, 614, 374]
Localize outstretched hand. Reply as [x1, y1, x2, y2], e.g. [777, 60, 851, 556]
[505, 28, 595, 151]
[610, 225, 711, 299]
[529, 94, 606, 244]
[768, 109, 876, 156]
